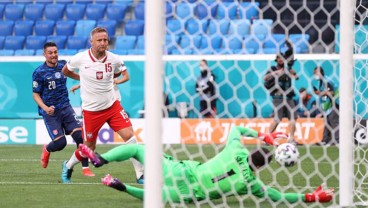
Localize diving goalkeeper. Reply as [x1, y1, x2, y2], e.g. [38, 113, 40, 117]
[79, 126, 333, 204]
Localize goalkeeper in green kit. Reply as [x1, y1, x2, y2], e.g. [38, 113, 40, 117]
[79, 126, 333, 204]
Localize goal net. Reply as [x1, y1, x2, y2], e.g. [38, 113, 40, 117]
[146, 0, 362, 207]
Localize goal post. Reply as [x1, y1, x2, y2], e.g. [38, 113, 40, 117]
[339, 0, 354, 206]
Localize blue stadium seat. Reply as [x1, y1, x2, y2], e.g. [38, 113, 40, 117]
[106, 3, 128, 22]
[136, 35, 144, 49]
[35, 0, 54, 4]
[75, 20, 96, 37]
[239, 2, 260, 19]
[223, 35, 243, 51]
[58, 49, 77, 55]
[134, 2, 144, 20]
[14, 49, 35, 56]
[0, 36, 4, 49]
[35, 49, 44, 55]
[55, 20, 75, 36]
[124, 20, 144, 36]
[95, 0, 114, 3]
[26, 36, 46, 50]
[57, 0, 74, 5]
[16, 0, 34, 3]
[115, 35, 136, 50]
[109, 49, 128, 55]
[251, 19, 273, 38]
[0, 5, 5, 19]
[175, 2, 194, 20]
[216, 2, 238, 20]
[185, 18, 208, 35]
[35, 20, 55, 36]
[66, 36, 87, 50]
[14, 20, 34, 36]
[0, 0, 13, 5]
[86, 3, 107, 20]
[4, 36, 26, 50]
[263, 48, 277, 54]
[0, 49, 14, 56]
[97, 20, 117, 37]
[45, 4, 65, 21]
[208, 19, 230, 35]
[24, 4, 45, 21]
[0, 21, 14, 36]
[179, 35, 201, 50]
[195, 2, 209, 20]
[289, 34, 310, 53]
[204, 0, 218, 18]
[165, 2, 174, 20]
[65, 4, 86, 21]
[5, 4, 25, 21]
[263, 34, 285, 50]
[75, 0, 93, 4]
[164, 34, 180, 54]
[202, 35, 222, 52]
[228, 19, 251, 37]
[166, 19, 185, 35]
[47, 35, 67, 49]
[127, 49, 144, 55]
[244, 35, 261, 54]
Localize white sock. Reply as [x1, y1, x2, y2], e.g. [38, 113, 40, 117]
[127, 137, 144, 179]
[66, 151, 81, 169]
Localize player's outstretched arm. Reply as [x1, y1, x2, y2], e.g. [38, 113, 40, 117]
[226, 126, 287, 146]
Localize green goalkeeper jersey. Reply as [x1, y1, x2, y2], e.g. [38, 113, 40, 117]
[162, 126, 304, 203]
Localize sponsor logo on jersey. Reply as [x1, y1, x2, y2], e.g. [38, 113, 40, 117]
[52, 129, 58, 135]
[33, 81, 38, 88]
[55, 72, 61, 79]
[96, 72, 103, 80]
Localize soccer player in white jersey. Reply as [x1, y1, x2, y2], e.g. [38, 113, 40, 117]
[61, 27, 144, 184]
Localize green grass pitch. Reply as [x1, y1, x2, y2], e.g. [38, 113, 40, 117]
[0, 145, 339, 208]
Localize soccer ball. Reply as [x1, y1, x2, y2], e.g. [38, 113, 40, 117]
[275, 143, 299, 167]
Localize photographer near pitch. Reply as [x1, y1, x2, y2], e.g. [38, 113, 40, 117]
[263, 40, 299, 144]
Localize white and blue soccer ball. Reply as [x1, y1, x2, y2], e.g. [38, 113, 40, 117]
[275, 143, 299, 167]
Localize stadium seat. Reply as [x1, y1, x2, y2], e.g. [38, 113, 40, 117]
[251, 19, 273, 38]
[0, 21, 14, 36]
[239, 2, 260, 19]
[223, 35, 243, 50]
[65, 4, 86, 21]
[35, 49, 44, 55]
[58, 49, 77, 55]
[75, 0, 93, 4]
[216, 2, 238, 20]
[106, 3, 128, 22]
[85, 3, 107, 21]
[0, 36, 4, 49]
[204, 0, 218, 18]
[289, 34, 310, 53]
[179, 35, 201, 50]
[14, 49, 35, 56]
[208, 19, 230, 35]
[95, 0, 114, 3]
[24, 4, 45, 21]
[124, 20, 144, 36]
[185, 18, 208, 35]
[4, 4, 25, 21]
[244, 35, 261, 54]
[228, 19, 251, 37]
[0, 49, 14, 56]
[35, 0, 54, 4]
[202, 35, 222, 51]
[47, 35, 67, 49]
[165, 2, 174, 20]
[66, 36, 87, 50]
[35, 20, 55, 36]
[75, 20, 96, 37]
[0, 5, 5, 19]
[109, 49, 128, 55]
[45, 4, 65, 21]
[14, 20, 34, 36]
[55, 20, 75, 36]
[136, 35, 144, 49]
[115, 35, 136, 50]
[97, 20, 117, 37]
[4, 36, 26, 50]
[134, 2, 144, 20]
[263, 48, 277, 54]
[195, 2, 209, 20]
[166, 19, 185, 35]
[26, 36, 46, 50]
[164, 34, 180, 54]
[127, 49, 144, 55]
[175, 2, 194, 20]
[57, 0, 74, 5]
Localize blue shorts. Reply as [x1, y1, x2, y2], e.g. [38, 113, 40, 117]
[43, 105, 81, 140]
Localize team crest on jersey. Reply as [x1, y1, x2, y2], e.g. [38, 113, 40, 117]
[52, 129, 58, 135]
[55, 72, 61, 79]
[33, 81, 38, 88]
[86, 132, 93, 139]
[96, 72, 103, 80]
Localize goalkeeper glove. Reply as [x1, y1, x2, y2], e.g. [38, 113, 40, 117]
[305, 184, 334, 203]
[258, 132, 288, 146]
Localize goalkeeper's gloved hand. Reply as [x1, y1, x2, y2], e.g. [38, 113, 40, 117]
[305, 184, 334, 203]
[258, 132, 288, 146]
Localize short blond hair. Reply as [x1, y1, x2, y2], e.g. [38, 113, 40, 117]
[90, 27, 108, 40]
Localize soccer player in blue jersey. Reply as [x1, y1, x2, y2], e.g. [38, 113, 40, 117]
[32, 42, 94, 181]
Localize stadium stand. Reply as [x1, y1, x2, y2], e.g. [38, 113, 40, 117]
[115, 35, 136, 50]
[0, 36, 4, 49]
[4, 4, 25, 21]
[24, 4, 45, 21]
[166, 19, 185, 35]
[134, 2, 145, 20]
[106, 3, 129, 22]
[136, 35, 144, 49]
[124, 20, 144, 36]
[216, 2, 238, 20]
[4, 36, 26, 50]
[66, 36, 87, 50]
[65, 4, 86, 21]
[228, 19, 251, 37]
[0, 49, 14, 56]
[85, 3, 107, 21]
[58, 49, 77, 55]
[44, 4, 65, 21]
[14, 20, 34, 36]
[26, 35, 46, 50]
[175, 2, 194, 20]
[14, 49, 35, 56]
[238, 2, 260, 20]
[35, 0, 54, 4]
[75, 20, 96, 37]
[208, 19, 230, 36]
[0, 21, 14, 36]
[34, 20, 55, 36]
[97, 20, 117, 37]
[55, 20, 75, 36]
[46, 35, 67, 49]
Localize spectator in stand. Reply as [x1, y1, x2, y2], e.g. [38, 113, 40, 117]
[294, 87, 320, 118]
